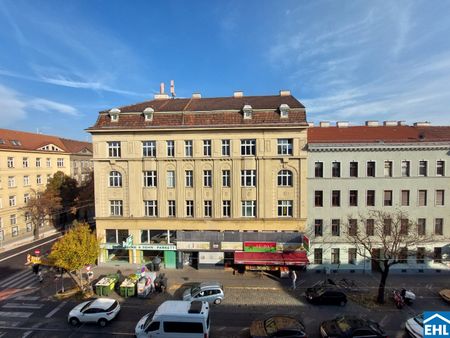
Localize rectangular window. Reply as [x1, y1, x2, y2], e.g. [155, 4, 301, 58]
[108, 141, 121, 157]
[36, 158, 41, 167]
[367, 161, 376, 177]
[222, 200, 231, 217]
[144, 200, 158, 217]
[222, 170, 230, 187]
[167, 171, 175, 188]
[203, 170, 212, 187]
[418, 218, 426, 236]
[435, 218, 443, 235]
[185, 170, 193, 187]
[143, 171, 157, 187]
[57, 158, 64, 167]
[7, 157, 14, 168]
[203, 140, 211, 157]
[419, 160, 427, 176]
[384, 161, 393, 177]
[186, 200, 194, 217]
[142, 141, 156, 157]
[400, 219, 409, 235]
[10, 214, 16, 225]
[8, 176, 15, 188]
[185, 140, 193, 157]
[331, 190, 341, 207]
[315, 162, 323, 178]
[277, 139, 293, 155]
[384, 190, 393, 206]
[332, 162, 341, 177]
[46, 158, 51, 167]
[105, 229, 129, 243]
[168, 200, 176, 217]
[23, 157, 29, 168]
[314, 191, 323, 207]
[349, 162, 358, 177]
[383, 219, 392, 236]
[436, 190, 444, 206]
[314, 219, 323, 237]
[36, 175, 42, 185]
[331, 248, 340, 264]
[241, 170, 256, 187]
[436, 160, 445, 176]
[9, 196, 16, 207]
[241, 201, 256, 217]
[349, 190, 358, 206]
[348, 248, 357, 265]
[314, 248, 323, 264]
[418, 190, 427, 206]
[349, 219, 357, 236]
[222, 139, 230, 156]
[402, 160, 410, 177]
[434, 247, 442, 263]
[416, 247, 425, 264]
[366, 219, 374, 236]
[399, 248, 408, 264]
[204, 200, 212, 217]
[167, 140, 175, 157]
[24, 193, 30, 204]
[278, 170, 292, 186]
[241, 139, 256, 156]
[277, 200, 293, 217]
[110, 200, 123, 216]
[12, 226, 18, 237]
[401, 190, 410, 206]
[331, 219, 340, 236]
[366, 190, 375, 206]
[23, 176, 30, 186]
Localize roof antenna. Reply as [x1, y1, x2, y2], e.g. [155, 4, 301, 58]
[170, 80, 176, 98]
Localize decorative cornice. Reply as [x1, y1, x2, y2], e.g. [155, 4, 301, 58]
[308, 142, 450, 152]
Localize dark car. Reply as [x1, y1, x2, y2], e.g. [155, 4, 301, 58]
[250, 316, 307, 338]
[320, 316, 387, 338]
[305, 286, 347, 306]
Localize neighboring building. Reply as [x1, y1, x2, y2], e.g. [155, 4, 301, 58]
[87, 90, 309, 269]
[307, 121, 450, 273]
[0, 129, 92, 247]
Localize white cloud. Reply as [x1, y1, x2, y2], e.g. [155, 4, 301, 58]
[0, 84, 27, 126]
[29, 98, 79, 116]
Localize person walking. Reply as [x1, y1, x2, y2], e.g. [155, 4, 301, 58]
[291, 270, 297, 290]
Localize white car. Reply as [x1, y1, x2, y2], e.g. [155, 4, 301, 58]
[68, 298, 120, 327]
[405, 314, 423, 338]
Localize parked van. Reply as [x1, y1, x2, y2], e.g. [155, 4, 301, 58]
[135, 300, 210, 338]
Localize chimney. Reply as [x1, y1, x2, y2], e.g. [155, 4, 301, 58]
[154, 82, 169, 99]
[365, 121, 379, 127]
[336, 121, 349, 128]
[160, 82, 165, 94]
[398, 121, 407, 126]
[192, 93, 201, 99]
[170, 80, 176, 97]
[383, 121, 397, 126]
[279, 90, 291, 96]
[234, 91, 243, 98]
[319, 121, 330, 128]
[414, 121, 431, 127]
[308, 122, 314, 127]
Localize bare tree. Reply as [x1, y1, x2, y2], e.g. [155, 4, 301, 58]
[344, 209, 441, 304]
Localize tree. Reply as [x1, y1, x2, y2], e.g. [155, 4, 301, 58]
[21, 189, 62, 240]
[344, 209, 439, 303]
[49, 221, 100, 290]
[74, 171, 95, 223]
[46, 171, 79, 227]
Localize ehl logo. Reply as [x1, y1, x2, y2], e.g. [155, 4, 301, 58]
[424, 312, 450, 337]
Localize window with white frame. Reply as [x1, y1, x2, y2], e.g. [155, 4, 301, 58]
[384, 161, 393, 177]
[241, 200, 256, 217]
[36, 158, 41, 167]
[24, 193, 30, 204]
[25, 211, 31, 222]
[418, 190, 427, 206]
[185, 140, 193, 157]
[109, 171, 122, 187]
[203, 140, 211, 157]
[23, 157, 29, 168]
[10, 214, 16, 225]
[108, 141, 121, 157]
[105, 229, 129, 243]
[401, 161, 410, 177]
[419, 160, 427, 176]
[277, 170, 293, 186]
[332, 162, 341, 177]
[204, 200, 212, 217]
[57, 158, 64, 167]
[186, 200, 194, 217]
[222, 139, 230, 156]
[241, 170, 256, 187]
[222, 170, 230, 187]
[110, 200, 123, 216]
[222, 200, 231, 217]
[331, 248, 340, 264]
[37, 175, 42, 185]
[241, 139, 256, 156]
[26, 222, 32, 232]
[277, 139, 293, 155]
[12, 226, 18, 237]
[437, 160, 445, 176]
[143, 171, 157, 187]
[168, 200, 176, 217]
[167, 140, 175, 157]
[46, 174, 51, 183]
[436, 190, 445, 206]
[144, 200, 158, 217]
[8, 176, 16, 188]
[185, 170, 193, 187]
[143, 141, 156, 157]
[203, 170, 212, 187]
[9, 196, 16, 207]
[277, 200, 293, 217]
[435, 218, 443, 235]
[7, 157, 14, 168]
[23, 175, 30, 186]
[167, 171, 175, 188]
[46, 158, 51, 167]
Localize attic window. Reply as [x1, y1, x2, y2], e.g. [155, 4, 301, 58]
[109, 108, 121, 122]
[279, 104, 290, 118]
[0, 139, 5, 144]
[242, 104, 253, 119]
[143, 107, 154, 121]
[11, 140, 21, 146]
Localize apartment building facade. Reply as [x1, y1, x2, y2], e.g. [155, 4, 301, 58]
[87, 91, 309, 269]
[307, 122, 450, 273]
[0, 129, 92, 247]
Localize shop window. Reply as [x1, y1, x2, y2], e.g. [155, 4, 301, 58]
[105, 229, 129, 243]
[416, 247, 425, 264]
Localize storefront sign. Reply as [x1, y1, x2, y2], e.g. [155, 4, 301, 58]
[199, 252, 224, 264]
[100, 243, 176, 250]
[244, 241, 276, 252]
[176, 241, 210, 250]
[122, 235, 133, 248]
[276, 243, 305, 252]
[221, 242, 243, 251]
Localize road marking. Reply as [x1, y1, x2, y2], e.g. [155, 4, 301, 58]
[0, 311, 33, 318]
[13, 296, 40, 301]
[2, 273, 38, 289]
[45, 301, 67, 318]
[22, 322, 43, 338]
[0, 270, 30, 286]
[2, 303, 43, 310]
[0, 236, 62, 263]
[11, 275, 40, 289]
[0, 289, 21, 302]
[0, 321, 20, 327]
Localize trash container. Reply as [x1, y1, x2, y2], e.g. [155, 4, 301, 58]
[95, 274, 119, 296]
[119, 274, 138, 298]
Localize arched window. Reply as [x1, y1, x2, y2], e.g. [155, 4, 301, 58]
[109, 171, 122, 187]
[277, 170, 293, 186]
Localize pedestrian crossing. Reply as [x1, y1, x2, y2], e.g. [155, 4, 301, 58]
[0, 268, 46, 291]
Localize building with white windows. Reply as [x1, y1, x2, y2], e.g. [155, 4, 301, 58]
[307, 121, 450, 273]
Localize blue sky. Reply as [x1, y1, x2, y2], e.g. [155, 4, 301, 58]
[1, 1, 450, 141]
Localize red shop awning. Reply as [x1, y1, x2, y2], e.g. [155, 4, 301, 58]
[234, 251, 309, 266]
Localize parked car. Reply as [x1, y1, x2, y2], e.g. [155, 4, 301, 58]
[320, 315, 387, 338]
[68, 298, 120, 327]
[439, 289, 450, 303]
[182, 281, 224, 304]
[250, 315, 306, 338]
[405, 314, 423, 338]
[305, 286, 347, 306]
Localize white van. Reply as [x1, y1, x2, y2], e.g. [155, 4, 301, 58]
[135, 300, 210, 338]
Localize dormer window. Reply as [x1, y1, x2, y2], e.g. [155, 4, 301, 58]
[243, 104, 253, 119]
[109, 108, 120, 122]
[143, 107, 154, 122]
[11, 140, 21, 146]
[279, 104, 290, 118]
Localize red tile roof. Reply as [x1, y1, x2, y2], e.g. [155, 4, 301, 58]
[0, 129, 92, 153]
[308, 126, 450, 143]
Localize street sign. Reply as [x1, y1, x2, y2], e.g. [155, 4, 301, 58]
[34, 249, 40, 255]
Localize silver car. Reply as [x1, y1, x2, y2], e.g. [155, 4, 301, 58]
[182, 281, 224, 304]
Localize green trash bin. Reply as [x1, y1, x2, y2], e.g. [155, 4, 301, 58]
[95, 276, 117, 296]
[119, 276, 138, 298]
